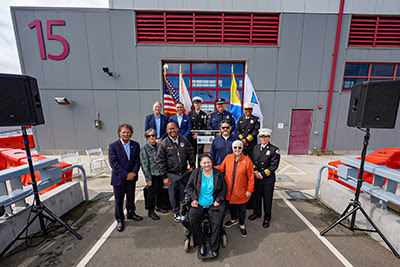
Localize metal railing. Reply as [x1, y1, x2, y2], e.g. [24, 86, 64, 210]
[315, 158, 400, 209]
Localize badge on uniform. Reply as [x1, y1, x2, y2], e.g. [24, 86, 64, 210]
[226, 115, 229, 119]
[250, 120, 254, 124]
[276, 149, 280, 154]
[180, 143, 184, 147]
[192, 117, 195, 120]
[266, 150, 271, 155]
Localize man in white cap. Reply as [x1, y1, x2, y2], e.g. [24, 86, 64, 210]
[237, 102, 260, 161]
[249, 128, 280, 229]
[188, 96, 208, 159]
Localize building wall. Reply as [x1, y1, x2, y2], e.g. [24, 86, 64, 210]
[11, 5, 400, 152]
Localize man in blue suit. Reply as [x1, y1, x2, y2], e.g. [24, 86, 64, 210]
[145, 101, 169, 142]
[169, 102, 192, 137]
[109, 124, 143, 232]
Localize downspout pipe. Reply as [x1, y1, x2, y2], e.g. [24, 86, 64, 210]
[321, 0, 346, 152]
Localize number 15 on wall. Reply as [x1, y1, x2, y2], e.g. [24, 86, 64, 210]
[29, 20, 70, 61]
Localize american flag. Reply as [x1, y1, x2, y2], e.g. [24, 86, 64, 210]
[163, 72, 178, 117]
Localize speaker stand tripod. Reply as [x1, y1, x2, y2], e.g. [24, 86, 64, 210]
[0, 126, 82, 259]
[320, 128, 400, 258]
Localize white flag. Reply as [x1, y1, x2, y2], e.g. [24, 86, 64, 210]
[179, 71, 192, 115]
[244, 74, 264, 128]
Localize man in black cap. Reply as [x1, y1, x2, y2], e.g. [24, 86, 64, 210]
[207, 98, 236, 134]
[188, 96, 207, 159]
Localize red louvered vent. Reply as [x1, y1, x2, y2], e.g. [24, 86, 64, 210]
[136, 11, 279, 45]
[349, 15, 400, 47]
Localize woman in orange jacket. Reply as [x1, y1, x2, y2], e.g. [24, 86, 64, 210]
[215, 140, 255, 238]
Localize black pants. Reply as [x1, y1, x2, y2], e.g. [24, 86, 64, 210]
[253, 181, 275, 221]
[229, 203, 247, 226]
[147, 175, 163, 211]
[189, 205, 225, 252]
[168, 173, 187, 214]
[113, 180, 136, 222]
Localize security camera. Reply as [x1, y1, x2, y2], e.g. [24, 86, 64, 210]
[102, 66, 119, 77]
[54, 97, 72, 105]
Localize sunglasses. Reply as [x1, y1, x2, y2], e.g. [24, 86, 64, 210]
[147, 134, 156, 138]
[233, 146, 243, 149]
[221, 126, 230, 130]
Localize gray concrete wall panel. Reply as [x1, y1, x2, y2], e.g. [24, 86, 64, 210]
[33, 90, 56, 150]
[45, 90, 78, 150]
[276, 14, 303, 90]
[159, 0, 184, 9]
[256, 91, 275, 129]
[255, 0, 281, 11]
[326, 92, 341, 150]
[282, 0, 305, 13]
[93, 91, 119, 149]
[116, 91, 144, 138]
[298, 15, 327, 91]
[207, 47, 232, 59]
[333, 15, 350, 94]
[207, 0, 233, 11]
[34, 11, 69, 90]
[60, 12, 92, 90]
[85, 12, 115, 90]
[110, 10, 138, 89]
[274, 92, 297, 150]
[183, 0, 208, 10]
[313, 92, 329, 150]
[183, 47, 208, 59]
[12, 11, 46, 88]
[253, 48, 277, 90]
[69, 90, 99, 150]
[160, 47, 185, 59]
[231, 47, 255, 75]
[319, 14, 337, 91]
[132, 0, 158, 9]
[137, 46, 161, 89]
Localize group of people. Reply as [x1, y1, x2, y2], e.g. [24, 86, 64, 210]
[108, 97, 280, 258]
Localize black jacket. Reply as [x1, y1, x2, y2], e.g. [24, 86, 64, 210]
[157, 135, 196, 178]
[188, 110, 208, 131]
[186, 167, 227, 205]
[253, 142, 280, 184]
[237, 114, 260, 151]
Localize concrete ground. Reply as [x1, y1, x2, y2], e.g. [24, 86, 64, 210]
[1, 152, 399, 266]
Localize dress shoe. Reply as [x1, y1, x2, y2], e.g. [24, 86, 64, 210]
[199, 243, 206, 256]
[263, 220, 270, 228]
[248, 214, 261, 220]
[148, 210, 160, 220]
[159, 209, 168, 213]
[116, 221, 124, 232]
[127, 213, 143, 221]
[224, 220, 238, 228]
[212, 251, 219, 258]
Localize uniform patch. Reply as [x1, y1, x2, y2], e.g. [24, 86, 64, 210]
[250, 120, 254, 124]
[266, 150, 271, 155]
[180, 143, 184, 147]
[226, 115, 229, 119]
[276, 149, 280, 154]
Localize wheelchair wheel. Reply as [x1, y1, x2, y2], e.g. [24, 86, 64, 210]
[222, 234, 227, 248]
[184, 238, 190, 252]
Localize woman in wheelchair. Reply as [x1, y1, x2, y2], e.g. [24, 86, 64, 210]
[186, 155, 227, 258]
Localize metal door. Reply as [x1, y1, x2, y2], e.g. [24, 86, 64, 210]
[288, 109, 313, 155]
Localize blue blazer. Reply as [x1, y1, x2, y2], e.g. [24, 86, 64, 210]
[145, 113, 168, 139]
[108, 139, 140, 186]
[169, 114, 192, 137]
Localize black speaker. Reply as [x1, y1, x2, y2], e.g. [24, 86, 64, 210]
[347, 80, 400, 128]
[0, 74, 44, 126]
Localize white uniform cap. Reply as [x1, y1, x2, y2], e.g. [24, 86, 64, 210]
[259, 128, 272, 136]
[192, 96, 203, 103]
[244, 102, 254, 109]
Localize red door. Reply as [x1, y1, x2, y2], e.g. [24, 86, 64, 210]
[288, 109, 313, 155]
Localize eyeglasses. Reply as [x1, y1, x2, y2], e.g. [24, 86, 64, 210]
[147, 134, 156, 138]
[221, 126, 230, 130]
[233, 147, 243, 149]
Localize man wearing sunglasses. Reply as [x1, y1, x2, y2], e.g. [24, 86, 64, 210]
[207, 98, 236, 134]
[237, 102, 260, 161]
[249, 128, 280, 229]
[210, 120, 239, 166]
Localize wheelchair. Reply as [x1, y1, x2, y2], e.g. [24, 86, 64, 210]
[180, 194, 227, 259]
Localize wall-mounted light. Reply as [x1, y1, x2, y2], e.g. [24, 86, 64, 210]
[55, 97, 73, 105]
[102, 67, 120, 78]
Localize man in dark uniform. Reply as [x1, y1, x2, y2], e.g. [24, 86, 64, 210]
[188, 96, 207, 158]
[249, 128, 280, 229]
[207, 98, 236, 134]
[237, 102, 260, 161]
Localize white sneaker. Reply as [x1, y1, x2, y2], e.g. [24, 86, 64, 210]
[174, 213, 180, 223]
